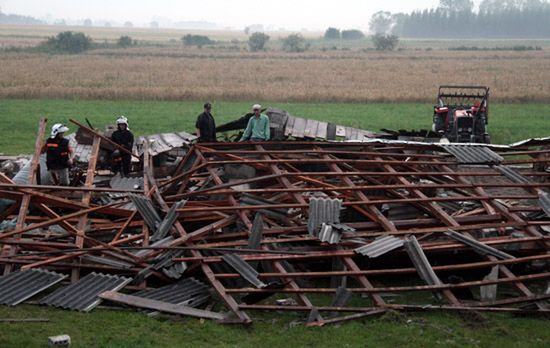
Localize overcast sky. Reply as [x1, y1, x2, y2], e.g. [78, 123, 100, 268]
[0, 0, 465, 30]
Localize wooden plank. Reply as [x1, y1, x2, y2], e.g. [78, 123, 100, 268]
[72, 135, 101, 282]
[3, 118, 47, 274]
[99, 291, 226, 320]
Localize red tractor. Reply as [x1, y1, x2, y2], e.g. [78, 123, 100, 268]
[432, 86, 490, 143]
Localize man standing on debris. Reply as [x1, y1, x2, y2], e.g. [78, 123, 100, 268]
[42, 123, 73, 185]
[195, 102, 216, 142]
[239, 104, 270, 141]
[111, 116, 134, 177]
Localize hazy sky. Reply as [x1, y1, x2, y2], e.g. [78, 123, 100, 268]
[0, 0, 457, 30]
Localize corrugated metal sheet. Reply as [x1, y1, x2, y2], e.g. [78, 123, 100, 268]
[240, 193, 288, 220]
[308, 197, 342, 236]
[441, 145, 503, 164]
[222, 253, 267, 289]
[136, 132, 196, 157]
[151, 200, 185, 242]
[0, 269, 66, 305]
[132, 277, 210, 308]
[539, 192, 550, 219]
[354, 235, 404, 258]
[494, 165, 531, 184]
[133, 236, 174, 258]
[80, 254, 133, 270]
[128, 193, 162, 230]
[40, 272, 131, 311]
[404, 236, 442, 286]
[445, 230, 515, 260]
[283, 115, 379, 141]
[110, 176, 143, 191]
[68, 134, 92, 163]
[247, 213, 264, 250]
[318, 223, 342, 244]
[11, 157, 32, 185]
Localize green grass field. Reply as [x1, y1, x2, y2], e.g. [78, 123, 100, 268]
[1, 305, 549, 348]
[0, 99, 549, 154]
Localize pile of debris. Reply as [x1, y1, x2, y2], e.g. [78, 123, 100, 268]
[0, 116, 549, 326]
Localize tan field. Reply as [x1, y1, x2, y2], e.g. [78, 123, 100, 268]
[1, 47, 549, 102]
[0, 25, 549, 102]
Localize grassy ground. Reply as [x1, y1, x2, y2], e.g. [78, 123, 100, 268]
[0, 305, 549, 348]
[0, 99, 549, 154]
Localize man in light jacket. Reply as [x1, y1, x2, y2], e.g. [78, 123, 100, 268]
[239, 104, 270, 141]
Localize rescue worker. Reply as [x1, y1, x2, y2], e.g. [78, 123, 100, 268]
[111, 116, 134, 177]
[195, 102, 216, 142]
[239, 104, 270, 141]
[43, 123, 73, 185]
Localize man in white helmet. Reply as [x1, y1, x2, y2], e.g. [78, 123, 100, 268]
[110, 116, 134, 177]
[239, 104, 270, 142]
[42, 123, 73, 185]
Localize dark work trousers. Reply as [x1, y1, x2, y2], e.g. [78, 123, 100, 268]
[113, 154, 132, 177]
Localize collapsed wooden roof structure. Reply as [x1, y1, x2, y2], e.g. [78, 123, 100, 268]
[0, 117, 549, 326]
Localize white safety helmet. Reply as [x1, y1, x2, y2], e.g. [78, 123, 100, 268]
[50, 123, 69, 138]
[116, 116, 130, 129]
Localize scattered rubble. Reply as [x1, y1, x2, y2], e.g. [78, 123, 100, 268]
[0, 114, 549, 326]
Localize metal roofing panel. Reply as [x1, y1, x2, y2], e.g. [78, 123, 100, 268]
[303, 119, 319, 138]
[128, 193, 162, 230]
[290, 117, 306, 138]
[441, 145, 503, 164]
[284, 116, 296, 137]
[316, 121, 328, 139]
[404, 236, 442, 286]
[247, 213, 264, 250]
[445, 230, 515, 259]
[40, 272, 131, 311]
[137, 131, 196, 156]
[0, 269, 66, 305]
[80, 254, 133, 270]
[152, 200, 186, 242]
[494, 165, 531, 184]
[132, 277, 210, 308]
[354, 235, 404, 258]
[222, 253, 267, 289]
[318, 223, 342, 244]
[308, 197, 342, 236]
[539, 192, 550, 219]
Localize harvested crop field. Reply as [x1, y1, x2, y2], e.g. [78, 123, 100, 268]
[1, 48, 549, 102]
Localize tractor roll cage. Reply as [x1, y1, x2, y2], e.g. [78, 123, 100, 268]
[437, 85, 490, 109]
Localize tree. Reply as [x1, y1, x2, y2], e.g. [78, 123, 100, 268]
[341, 29, 365, 40]
[248, 32, 270, 51]
[372, 34, 399, 51]
[83, 18, 92, 27]
[45, 31, 93, 53]
[438, 0, 474, 13]
[117, 35, 134, 47]
[282, 34, 308, 52]
[324, 27, 340, 39]
[182, 34, 213, 46]
[369, 11, 393, 34]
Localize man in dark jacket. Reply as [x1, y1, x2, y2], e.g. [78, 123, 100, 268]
[111, 116, 134, 177]
[195, 102, 216, 142]
[42, 123, 73, 185]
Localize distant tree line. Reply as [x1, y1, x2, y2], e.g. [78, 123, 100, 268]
[0, 7, 43, 25]
[323, 28, 365, 40]
[373, 0, 550, 38]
